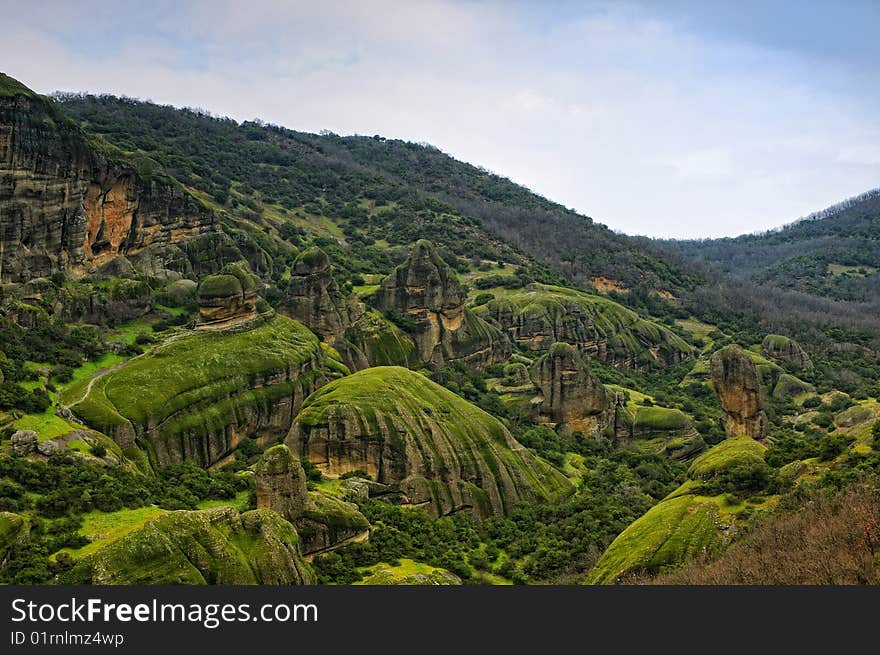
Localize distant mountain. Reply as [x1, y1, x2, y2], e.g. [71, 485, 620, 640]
[662, 190, 880, 304]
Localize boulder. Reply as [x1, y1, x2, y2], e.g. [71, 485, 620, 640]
[255, 444, 317, 520]
[11, 430, 38, 455]
[37, 440, 62, 456]
[710, 345, 768, 439]
[282, 247, 363, 341]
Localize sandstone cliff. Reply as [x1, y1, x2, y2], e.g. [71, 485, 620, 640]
[288, 366, 573, 518]
[710, 345, 769, 439]
[530, 342, 610, 433]
[371, 240, 510, 369]
[0, 74, 216, 283]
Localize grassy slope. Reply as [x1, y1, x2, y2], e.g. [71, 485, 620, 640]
[70, 315, 332, 438]
[587, 437, 770, 584]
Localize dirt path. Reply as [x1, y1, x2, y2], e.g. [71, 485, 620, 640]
[304, 529, 370, 561]
[65, 361, 128, 408]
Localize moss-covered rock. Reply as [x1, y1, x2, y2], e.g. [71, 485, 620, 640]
[772, 373, 815, 400]
[341, 310, 417, 369]
[288, 366, 574, 518]
[69, 314, 348, 468]
[761, 334, 813, 371]
[0, 512, 30, 563]
[295, 491, 370, 555]
[485, 283, 693, 370]
[59, 506, 314, 585]
[585, 494, 723, 584]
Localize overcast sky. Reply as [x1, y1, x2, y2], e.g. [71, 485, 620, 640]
[3, 0, 878, 237]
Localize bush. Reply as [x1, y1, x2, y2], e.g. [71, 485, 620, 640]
[301, 458, 323, 482]
[89, 444, 107, 458]
[802, 396, 821, 408]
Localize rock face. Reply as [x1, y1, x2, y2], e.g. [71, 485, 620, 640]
[255, 444, 317, 519]
[68, 314, 348, 468]
[710, 345, 768, 439]
[282, 247, 363, 340]
[0, 75, 215, 284]
[255, 444, 369, 555]
[530, 343, 610, 433]
[371, 240, 509, 369]
[60, 507, 314, 585]
[485, 284, 692, 370]
[761, 334, 813, 370]
[615, 405, 705, 460]
[197, 268, 259, 328]
[288, 366, 573, 518]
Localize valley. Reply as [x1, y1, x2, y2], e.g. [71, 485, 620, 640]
[1, 72, 879, 586]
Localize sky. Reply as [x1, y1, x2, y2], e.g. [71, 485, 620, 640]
[2, 0, 878, 238]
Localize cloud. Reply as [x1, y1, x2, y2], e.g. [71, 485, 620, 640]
[1, 0, 877, 238]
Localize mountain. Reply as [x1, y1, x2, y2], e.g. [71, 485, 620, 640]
[1, 72, 880, 587]
[662, 189, 880, 304]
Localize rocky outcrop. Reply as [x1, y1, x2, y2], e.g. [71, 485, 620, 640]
[282, 247, 363, 340]
[530, 343, 610, 433]
[255, 444, 317, 519]
[288, 366, 573, 518]
[371, 240, 509, 369]
[614, 405, 705, 460]
[255, 443, 368, 555]
[197, 271, 258, 328]
[710, 345, 768, 439]
[60, 506, 314, 585]
[10, 429, 37, 455]
[0, 75, 216, 284]
[485, 284, 693, 370]
[69, 314, 348, 468]
[761, 334, 813, 371]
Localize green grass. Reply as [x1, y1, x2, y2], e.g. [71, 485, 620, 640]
[71, 315, 334, 439]
[196, 491, 250, 511]
[828, 263, 877, 277]
[0, 73, 37, 98]
[11, 409, 81, 442]
[633, 406, 690, 431]
[586, 494, 722, 584]
[354, 559, 459, 585]
[687, 437, 767, 480]
[353, 284, 380, 298]
[55, 506, 168, 560]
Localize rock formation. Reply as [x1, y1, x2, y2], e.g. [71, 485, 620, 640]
[255, 443, 317, 519]
[288, 366, 573, 518]
[486, 283, 693, 369]
[530, 343, 611, 433]
[371, 240, 509, 369]
[282, 247, 363, 340]
[255, 444, 369, 555]
[761, 334, 813, 370]
[68, 314, 348, 468]
[60, 506, 314, 585]
[0, 74, 216, 283]
[10, 430, 37, 455]
[710, 345, 769, 439]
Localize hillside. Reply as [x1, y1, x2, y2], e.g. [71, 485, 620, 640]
[663, 190, 880, 304]
[2, 72, 880, 588]
[54, 92, 698, 295]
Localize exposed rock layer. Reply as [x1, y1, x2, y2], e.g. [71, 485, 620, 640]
[710, 345, 769, 439]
